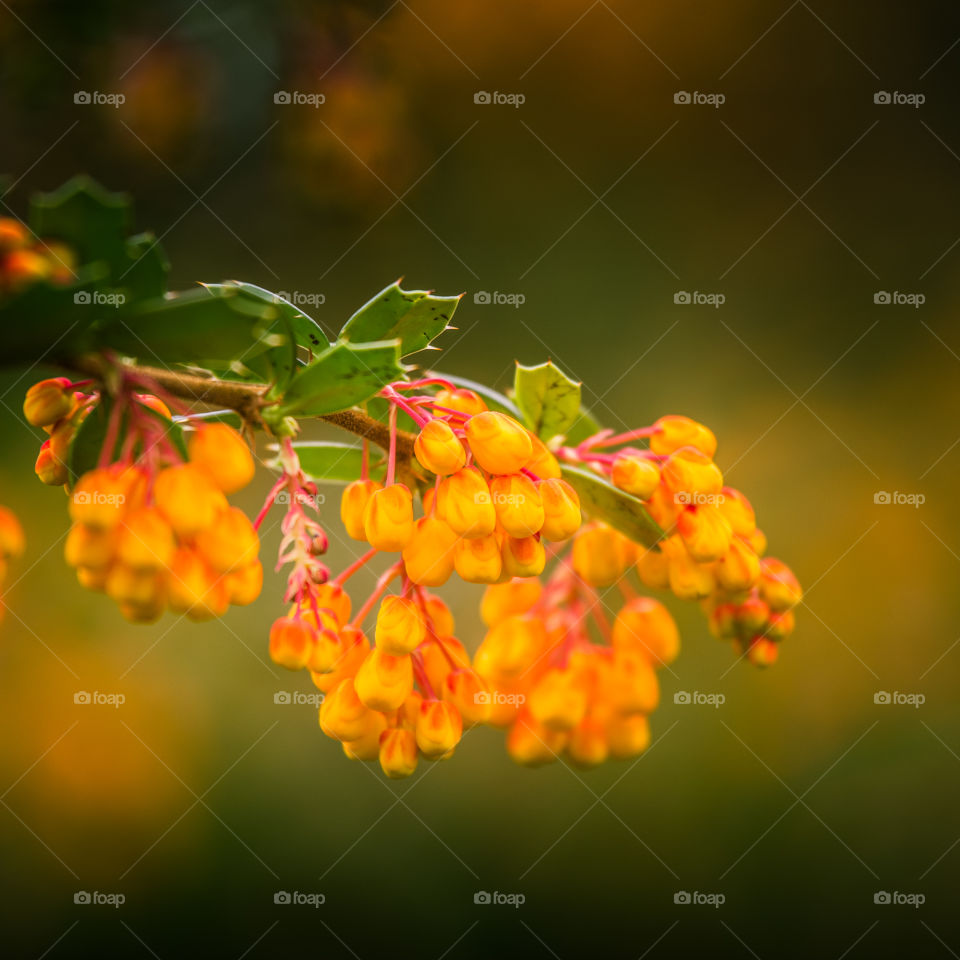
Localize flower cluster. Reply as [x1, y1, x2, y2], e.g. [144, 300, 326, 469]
[25, 376, 261, 623]
[0, 218, 75, 296]
[0, 503, 26, 622]
[560, 415, 801, 666]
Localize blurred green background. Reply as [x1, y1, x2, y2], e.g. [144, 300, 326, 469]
[2, 1, 959, 956]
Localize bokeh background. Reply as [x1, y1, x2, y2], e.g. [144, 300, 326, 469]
[2, 1, 959, 956]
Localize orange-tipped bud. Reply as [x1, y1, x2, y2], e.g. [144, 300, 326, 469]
[35, 440, 67, 485]
[611, 597, 680, 668]
[708, 602, 740, 640]
[363, 483, 414, 552]
[735, 597, 771, 636]
[714, 536, 761, 592]
[306, 626, 344, 674]
[0, 506, 25, 559]
[650, 415, 717, 458]
[4, 249, 50, 291]
[320, 678, 375, 741]
[421, 592, 454, 636]
[636, 546, 671, 590]
[414, 419, 466, 476]
[416, 700, 463, 758]
[341, 711, 388, 761]
[436, 467, 495, 538]
[311, 627, 369, 693]
[746, 527, 767, 556]
[154, 464, 227, 538]
[70, 466, 144, 529]
[527, 434, 562, 479]
[746, 636, 779, 667]
[454, 533, 502, 584]
[765, 609, 795, 640]
[0, 218, 30, 251]
[606, 713, 651, 759]
[312, 581, 352, 625]
[23, 378, 73, 427]
[605, 648, 659, 714]
[105, 563, 164, 609]
[354, 647, 414, 711]
[375, 595, 426, 655]
[117, 509, 176, 570]
[666, 547, 714, 601]
[444, 669, 491, 727]
[572, 522, 630, 587]
[717, 487, 756, 536]
[195, 506, 259, 573]
[567, 716, 609, 768]
[474, 614, 549, 683]
[611, 456, 661, 499]
[538, 478, 581, 541]
[378, 727, 418, 778]
[402, 514, 457, 586]
[529, 669, 588, 731]
[480, 578, 542, 627]
[662, 447, 723, 500]
[464, 411, 533, 475]
[644, 483, 678, 529]
[167, 548, 229, 621]
[758, 557, 801, 611]
[268, 616, 315, 670]
[187, 423, 255, 494]
[676, 504, 732, 563]
[76, 566, 109, 591]
[135, 394, 172, 419]
[501, 534, 545, 579]
[341, 479, 381, 541]
[506, 713, 566, 766]
[420, 636, 470, 692]
[434, 387, 487, 416]
[224, 561, 263, 606]
[490, 473, 544, 537]
[64, 523, 115, 569]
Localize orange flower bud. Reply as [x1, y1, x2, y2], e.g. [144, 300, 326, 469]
[443, 668, 491, 728]
[135, 394, 172, 419]
[490, 473, 544, 537]
[167, 548, 229, 621]
[4, 249, 50, 291]
[661, 447, 723, 501]
[644, 483, 678, 529]
[0, 218, 29, 251]
[414, 419, 466, 476]
[378, 727, 419, 778]
[527, 434, 562, 479]
[35, 440, 67, 485]
[375, 595, 426, 655]
[396, 691, 424, 729]
[117, 509, 176, 570]
[714, 536, 760, 592]
[746, 527, 767, 556]
[311, 627, 369, 693]
[636, 546, 670, 590]
[676, 504, 732, 563]
[480, 578, 542, 627]
[416, 700, 463, 758]
[434, 387, 487, 416]
[604, 648, 659, 714]
[464, 411, 532, 475]
[765, 609, 795, 640]
[312, 581, 352, 625]
[363, 483, 414, 552]
[572, 522, 630, 587]
[436, 467, 495, 539]
[106, 563, 164, 609]
[611, 456, 661, 499]
[708, 602, 739, 640]
[341, 710, 388, 761]
[746, 636, 779, 667]
[187, 423, 255, 494]
[538, 478, 581, 541]
[758, 557, 801, 611]
[665, 540, 714, 600]
[76, 566, 109, 591]
[529, 669, 588, 731]
[650, 415, 717, 458]
[70, 466, 143, 529]
[195, 506, 260, 573]
[320, 678, 375, 741]
[717, 487, 756, 536]
[306, 626, 344, 674]
[501, 534, 545, 579]
[735, 596, 771, 636]
[154, 464, 227, 538]
[506, 713, 566, 766]
[611, 597, 680, 668]
[224, 561, 263, 606]
[605, 713, 650, 759]
[454, 533, 502, 584]
[23, 378, 73, 427]
[268, 616, 315, 670]
[421, 592, 454, 636]
[354, 647, 414, 711]
[0, 506, 26, 559]
[567, 715, 609, 768]
[341, 479, 381, 541]
[118, 598, 165, 625]
[402, 514, 457, 586]
[474, 615, 549, 683]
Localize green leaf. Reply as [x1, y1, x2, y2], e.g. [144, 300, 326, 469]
[121, 232, 169, 302]
[30, 176, 131, 279]
[514, 360, 582, 441]
[339, 281, 460, 357]
[427, 372, 521, 418]
[292, 441, 386, 484]
[565, 404, 602, 446]
[561, 464, 663, 548]
[274, 340, 404, 417]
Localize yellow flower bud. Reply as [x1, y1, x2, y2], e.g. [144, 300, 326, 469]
[267, 616, 315, 670]
[501, 534, 545, 579]
[35, 440, 67, 486]
[490, 473, 544, 537]
[480, 578, 542, 628]
[154, 464, 227, 538]
[524, 433, 561, 480]
[420, 636, 470, 693]
[572, 522, 629, 587]
[168, 548, 229, 621]
[758, 557, 801, 611]
[662, 447, 723, 501]
[604, 648, 659, 714]
[474, 615, 549, 683]
[341, 710, 388, 761]
[363, 483, 414, 552]
[636, 546, 670, 590]
[320, 678, 376, 741]
[612, 596, 680, 667]
[416, 700, 463, 758]
[746, 636, 779, 667]
[464, 411, 532, 475]
[76, 565, 109, 591]
[311, 627, 369, 693]
[663, 538, 714, 600]
[0, 506, 25, 559]
[187, 423, 255, 494]
[421, 591, 454, 636]
[611, 456, 661, 499]
[434, 387, 486, 416]
[644, 483, 678, 529]
[650, 415, 717, 458]
[354, 647, 414, 711]
[436, 467, 495, 538]
[747, 527, 768, 556]
[378, 727, 418, 778]
[195, 506, 260, 573]
[717, 486, 755, 536]
[116, 508, 176, 570]
[529, 669, 588, 731]
[538, 478, 581, 541]
[567, 715, 609, 768]
[402, 514, 457, 586]
[23, 378, 73, 427]
[65, 523, 116, 569]
[605, 713, 650, 759]
[714, 536, 760, 592]
[414, 419, 466, 476]
[106, 563, 164, 609]
[224, 561, 263, 606]
[454, 533, 502, 584]
[443, 668, 491, 728]
[676, 504, 732, 563]
[341, 479, 381, 541]
[306, 625, 344, 674]
[375, 595, 426, 655]
[70, 466, 145, 530]
[506, 713, 566, 766]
